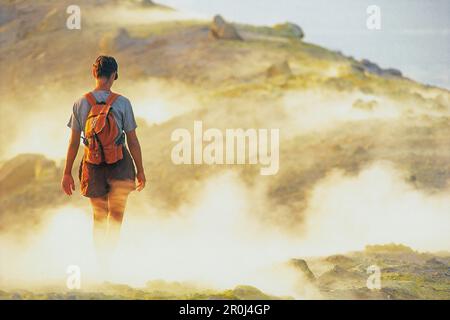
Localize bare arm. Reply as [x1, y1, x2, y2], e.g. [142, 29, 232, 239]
[61, 129, 81, 195]
[126, 129, 146, 191]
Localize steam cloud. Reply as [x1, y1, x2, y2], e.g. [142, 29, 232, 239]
[1, 163, 449, 298]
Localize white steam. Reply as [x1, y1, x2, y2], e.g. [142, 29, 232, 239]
[1, 163, 450, 297]
[2, 79, 203, 161]
[298, 161, 450, 255]
[282, 90, 401, 135]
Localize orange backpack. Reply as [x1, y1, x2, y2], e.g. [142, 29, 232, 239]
[82, 92, 124, 165]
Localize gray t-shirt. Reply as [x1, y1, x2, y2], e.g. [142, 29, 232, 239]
[67, 90, 137, 143]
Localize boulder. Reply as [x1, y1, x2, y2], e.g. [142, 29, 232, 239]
[141, 0, 155, 6]
[0, 154, 57, 194]
[273, 22, 304, 39]
[426, 258, 446, 267]
[360, 59, 402, 77]
[113, 28, 134, 51]
[290, 258, 316, 282]
[383, 68, 402, 77]
[326, 254, 355, 265]
[232, 285, 272, 299]
[353, 99, 378, 111]
[130, 0, 156, 6]
[266, 60, 292, 78]
[209, 15, 242, 40]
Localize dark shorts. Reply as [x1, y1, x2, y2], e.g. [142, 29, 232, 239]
[79, 145, 136, 198]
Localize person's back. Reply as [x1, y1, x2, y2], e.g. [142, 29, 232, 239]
[61, 56, 146, 268]
[69, 91, 136, 147]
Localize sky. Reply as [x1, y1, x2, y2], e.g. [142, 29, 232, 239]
[160, 0, 450, 90]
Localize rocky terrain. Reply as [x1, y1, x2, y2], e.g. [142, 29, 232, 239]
[1, 244, 448, 300]
[0, 0, 449, 299]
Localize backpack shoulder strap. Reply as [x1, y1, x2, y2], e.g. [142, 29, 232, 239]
[84, 92, 97, 107]
[106, 92, 120, 106]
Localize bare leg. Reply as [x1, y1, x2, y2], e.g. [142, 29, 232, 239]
[90, 196, 109, 267]
[107, 180, 134, 249]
